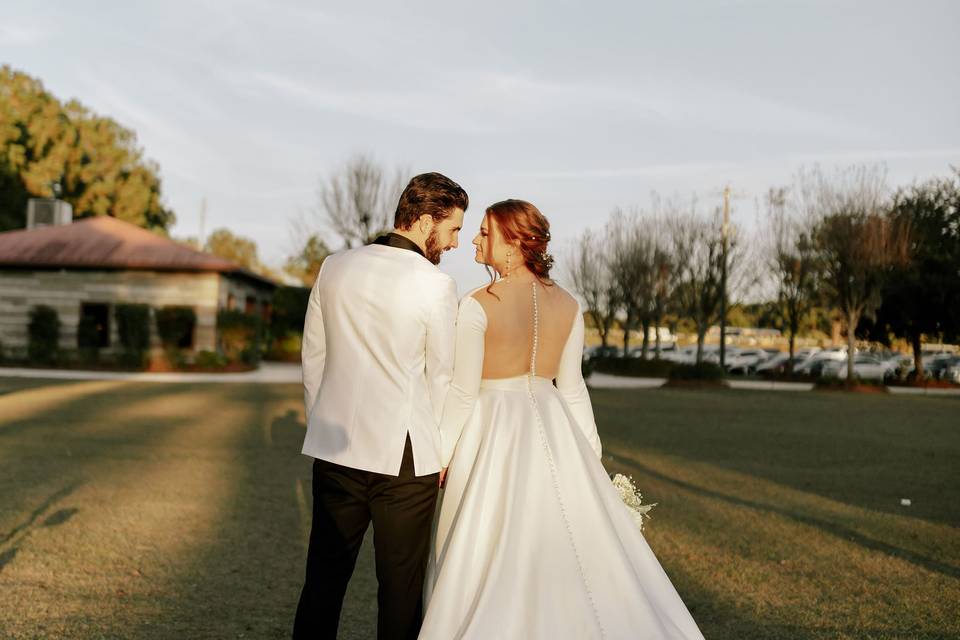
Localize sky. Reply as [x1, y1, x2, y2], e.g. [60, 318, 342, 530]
[3, 0, 959, 294]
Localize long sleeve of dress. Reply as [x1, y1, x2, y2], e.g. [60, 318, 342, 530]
[425, 275, 459, 426]
[438, 295, 487, 467]
[555, 302, 602, 458]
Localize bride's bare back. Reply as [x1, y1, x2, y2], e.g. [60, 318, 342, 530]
[471, 279, 580, 380]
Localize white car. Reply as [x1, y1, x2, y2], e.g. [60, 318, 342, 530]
[660, 345, 700, 364]
[794, 348, 847, 377]
[700, 345, 723, 364]
[725, 349, 772, 375]
[943, 359, 960, 384]
[755, 352, 790, 375]
[923, 353, 960, 380]
[822, 354, 894, 381]
[627, 342, 678, 359]
[880, 354, 914, 380]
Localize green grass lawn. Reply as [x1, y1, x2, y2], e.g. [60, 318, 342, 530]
[0, 379, 956, 639]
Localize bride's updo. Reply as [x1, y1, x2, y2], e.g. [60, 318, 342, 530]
[486, 199, 555, 281]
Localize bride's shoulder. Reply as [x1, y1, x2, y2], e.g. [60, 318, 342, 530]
[546, 283, 580, 309]
[463, 285, 496, 315]
[454, 286, 489, 328]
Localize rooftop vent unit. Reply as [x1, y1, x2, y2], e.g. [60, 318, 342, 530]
[27, 198, 73, 229]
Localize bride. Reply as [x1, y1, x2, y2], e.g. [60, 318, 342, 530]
[420, 199, 704, 639]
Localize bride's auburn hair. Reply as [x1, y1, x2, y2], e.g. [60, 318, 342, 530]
[485, 199, 555, 288]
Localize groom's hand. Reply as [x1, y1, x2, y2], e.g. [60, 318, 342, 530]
[439, 467, 448, 488]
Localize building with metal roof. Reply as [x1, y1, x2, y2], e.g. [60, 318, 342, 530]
[0, 212, 276, 359]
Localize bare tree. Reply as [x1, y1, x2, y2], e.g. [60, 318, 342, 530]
[607, 209, 655, 356]
[566, 229, 620, 349]
[765, 185, 819, 370]
[650, 237, 675, 359]
[648, 195, 678, 359]
[810, 165, 910, 382]
[669, 203, 725, 364]
[317, 154, 407, 248]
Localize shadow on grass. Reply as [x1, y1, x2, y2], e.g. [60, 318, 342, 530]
[683, 571, 945, 640]
[117, 385, 315, 639]
[0, 382, 215, 531]
[42, 508, 79, 527]
[0, 377, 82, 398]
[271, 408, 310, 452]
[0, 380, 204, 439]
[610, 446, 960, 582]
[593, 387, 960, 528]
[0, 481, 82, 546]
[0, 481, 82, 577]
[0, 547, 18, 572]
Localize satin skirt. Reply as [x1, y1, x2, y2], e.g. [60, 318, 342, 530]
[420, 376, 704, 639]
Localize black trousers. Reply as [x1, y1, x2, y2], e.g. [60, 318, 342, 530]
[293, 436, 439, 640]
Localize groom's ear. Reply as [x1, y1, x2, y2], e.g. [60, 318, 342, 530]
[417, 213, 435, 234]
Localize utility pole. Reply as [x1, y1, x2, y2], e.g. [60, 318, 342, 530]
[719, 185, 730, 370]
[199, 197, 207, 249]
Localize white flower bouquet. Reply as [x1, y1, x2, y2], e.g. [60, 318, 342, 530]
[611, 473, 656, 532]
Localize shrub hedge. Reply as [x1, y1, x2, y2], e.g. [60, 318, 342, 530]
[217, 309, 262, 365]
[156, 306, 196, 348]
[591, 357, 676, 378]
[667, 362, 726, 381]
[115, 304, 151, 368]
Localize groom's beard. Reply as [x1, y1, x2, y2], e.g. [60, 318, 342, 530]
[425, 229, 444, 265]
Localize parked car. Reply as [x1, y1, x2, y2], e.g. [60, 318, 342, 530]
[627, 342, 679, 359]
[700, 345, 723, 365]
[755, 352, 791, 376]
[942, 358, 960, 384]
[821, 354, 893, 381]
[660, 345, 700, 364]
[880, 354, 914, 381]
[923, 353, 960, 380]
[794, 348, 847, 377]
[585, 345, 622, 360]
[725, 348, 772, 375]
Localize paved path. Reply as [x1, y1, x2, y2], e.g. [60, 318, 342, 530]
[727, 379, 816, 392]
[887, 385, 960, 397]
[587, 373, 667, 388]
[586, 373, 815, 391]
[0, 362, 302, 384]
[1, 365, 956, 395]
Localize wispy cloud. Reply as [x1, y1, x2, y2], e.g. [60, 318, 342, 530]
[497, 160, 739, 181]
[787, 148, 960, 164]
[509, 148, 960, 181]
[0, 23, 55, 46]
[241, 66, 864, 141]
[77, 75, 230, 188]
[6, 0, 956, 283]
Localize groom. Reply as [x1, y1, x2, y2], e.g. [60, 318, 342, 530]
[293, 172, 468, 640]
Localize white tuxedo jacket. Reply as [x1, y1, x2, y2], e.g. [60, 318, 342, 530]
[300, 242, 459, 476]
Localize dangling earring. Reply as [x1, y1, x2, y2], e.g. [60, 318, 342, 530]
[504, 251, 512, 281]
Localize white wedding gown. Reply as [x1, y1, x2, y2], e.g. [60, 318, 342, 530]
[420, 284, 704, 639]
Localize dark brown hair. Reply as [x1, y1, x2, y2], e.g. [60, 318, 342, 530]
[394, 172, 469, 230]
[484, 199, 555, 294]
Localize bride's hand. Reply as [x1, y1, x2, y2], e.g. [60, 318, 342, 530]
[439, 467, 448, 488]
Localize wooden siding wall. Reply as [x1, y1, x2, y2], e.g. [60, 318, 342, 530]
[218, 275, 273, 316]
[0, 270, 221, 353]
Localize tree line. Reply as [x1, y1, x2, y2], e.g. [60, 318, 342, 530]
[567, 165, 960, 381]
[4, 65, 957, 380]
[0, 66, 175, 233]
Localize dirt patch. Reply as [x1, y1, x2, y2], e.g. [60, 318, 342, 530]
[815, 381, 889, 394]
[888, 379, 959, 390]
[662, 379, 729, 390]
